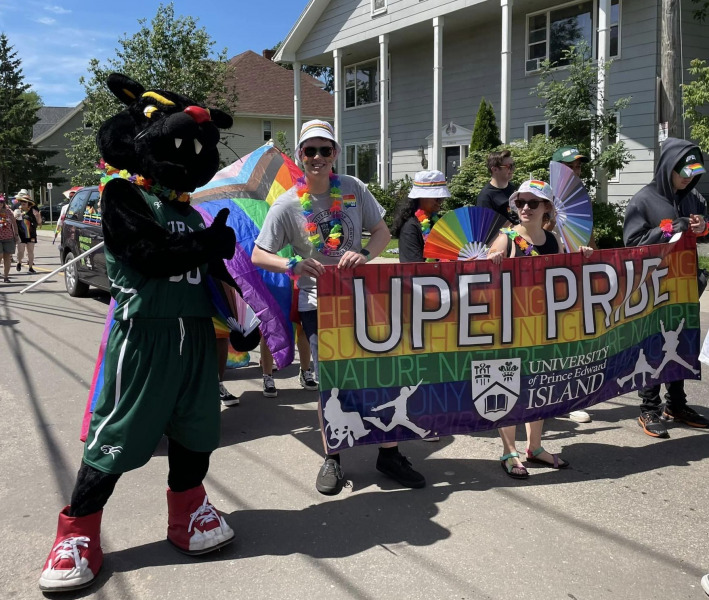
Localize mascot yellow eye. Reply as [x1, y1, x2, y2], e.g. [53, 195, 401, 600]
[143, 105, 158, 119]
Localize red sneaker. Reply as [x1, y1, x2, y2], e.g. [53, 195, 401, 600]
[39, 507, 103, 592]
[167, 485, 234, 555]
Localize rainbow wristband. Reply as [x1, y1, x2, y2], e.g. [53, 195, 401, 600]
[286, 255, 303, 280]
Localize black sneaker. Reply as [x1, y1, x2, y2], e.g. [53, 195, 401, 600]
[376, 451, 426, 488]
[663, 405, 709, 428]
[28, 266, 36, 274]
[299, 369, 318, 391]
[316, 458, 344, 495]
[219, 382, 239, 407]
[16, 263, 21, 271]
[262, 374, 278, 398]
[638, 412, 669, 438]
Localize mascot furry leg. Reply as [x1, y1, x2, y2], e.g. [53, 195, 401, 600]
[40, 74, 240, 592]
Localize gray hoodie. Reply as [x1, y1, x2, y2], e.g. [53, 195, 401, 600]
[623, 137, 706, 247]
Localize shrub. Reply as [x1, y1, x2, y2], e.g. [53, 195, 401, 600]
[368, 176, 413, 229]
[470, 98, 501, 151]
[592, 200, 626, 249]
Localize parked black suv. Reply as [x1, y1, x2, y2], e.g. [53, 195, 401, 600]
[59, 186, 110, 296]
[39, 201, 69, 222]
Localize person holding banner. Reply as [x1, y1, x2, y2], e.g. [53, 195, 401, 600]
[488, 180, 593, 478]
[623, 138, 709, 438]
[252, 119, 426, 496]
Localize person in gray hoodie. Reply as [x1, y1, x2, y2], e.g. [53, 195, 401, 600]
[624, 137, 709, 438]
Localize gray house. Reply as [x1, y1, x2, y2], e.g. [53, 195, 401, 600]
[274, 0, 709, 204]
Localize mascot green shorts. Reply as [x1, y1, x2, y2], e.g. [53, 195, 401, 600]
[83, 317, 220, 474]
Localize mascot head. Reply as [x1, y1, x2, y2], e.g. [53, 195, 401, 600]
[97, 73, 233, 193]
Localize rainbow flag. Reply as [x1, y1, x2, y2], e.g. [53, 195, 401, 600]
[316, 234, 701, 450]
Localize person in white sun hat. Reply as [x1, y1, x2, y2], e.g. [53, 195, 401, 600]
[252, 119, 427, 496]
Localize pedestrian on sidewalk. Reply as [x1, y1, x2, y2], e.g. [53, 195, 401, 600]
[0, 194, 21, 283]
[15, 189, 41, 273]
[623, 137, 709, 438]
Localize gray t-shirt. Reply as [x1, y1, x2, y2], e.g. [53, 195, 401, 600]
[256, 174, 386, 311]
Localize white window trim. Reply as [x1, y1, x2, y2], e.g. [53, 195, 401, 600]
[344, 56, 390, 111]
[262, 120, 272, 142]
[345, 140, 380, 183]
[371, 0, 387, 17]
[525, 0, 621, 75]
[524, 121, 551, 141]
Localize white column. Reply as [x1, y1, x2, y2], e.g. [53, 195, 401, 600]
[379, 34, 389, 187]
[432, 17, 444, 171]
[333, 49, 344, 174]
[595, 0, 610, 203]
[500, 0, 513, 144]
[293, 61, 302, 154]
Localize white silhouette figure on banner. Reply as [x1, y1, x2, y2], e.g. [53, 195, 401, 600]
[651, 319, 700, 378]
[363, 380, 430, 438]
[617, 349, 655, 389]
[323, 388, 371, 449]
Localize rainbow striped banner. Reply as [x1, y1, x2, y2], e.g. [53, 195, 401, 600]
[317, 234, 701, 450]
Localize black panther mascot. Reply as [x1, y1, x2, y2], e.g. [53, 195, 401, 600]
[40, 74, 238, 592]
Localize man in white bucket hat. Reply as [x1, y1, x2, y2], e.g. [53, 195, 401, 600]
[252, 119, 427, 495]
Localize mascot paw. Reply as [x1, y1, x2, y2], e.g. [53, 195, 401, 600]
[210, 208, 236, 260]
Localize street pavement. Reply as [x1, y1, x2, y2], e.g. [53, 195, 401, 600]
[1, 230, 709, 600]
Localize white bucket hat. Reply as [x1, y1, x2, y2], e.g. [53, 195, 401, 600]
[295, 119, 341, 163]
[408, 170, 451, 199]
[509, 179, 555, 216]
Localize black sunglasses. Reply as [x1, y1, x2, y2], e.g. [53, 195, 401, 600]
[302, 145, 334, 158]
[514, 198, 547, 210]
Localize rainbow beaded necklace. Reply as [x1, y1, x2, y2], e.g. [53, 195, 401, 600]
[97, 159, 191, 203]
[296, 173, 343, 255]
[415, 208, 439, 241]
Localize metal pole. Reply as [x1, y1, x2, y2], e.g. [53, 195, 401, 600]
[20, 242, 104, 294]
[48, 187, 53, 225]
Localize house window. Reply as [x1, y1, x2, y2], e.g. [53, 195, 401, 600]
[345, 142, 378, 183]
[525, 122, 550, 140]
[345, 59, 379, 109]
[526, 0, 620, 72]
[372, 0, 387, 16]
[262, 120, 272, 142]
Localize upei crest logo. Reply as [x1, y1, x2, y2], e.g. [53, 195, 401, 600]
[471, 358, 521, 422]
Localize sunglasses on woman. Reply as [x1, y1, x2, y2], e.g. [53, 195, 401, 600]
[514, 198, 547, 210]
[302, 146, 334, 158]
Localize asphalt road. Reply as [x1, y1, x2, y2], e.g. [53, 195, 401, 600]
[2, 231, 709, 600]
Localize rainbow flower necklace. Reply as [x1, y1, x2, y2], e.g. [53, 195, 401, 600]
[415, 209, 439, 241]
[296, 173, 343, 255]
[501, 227, 539, 256]
[96, 159, 191, 204]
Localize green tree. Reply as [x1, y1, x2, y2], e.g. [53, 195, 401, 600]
[692, 0, 709, 21]
[275, 130, 293, 160]
[469, 98, 501, 151]
[683, 59, 709, 151]
[66, 2, 238, 185]
[532, 41, 633, 189]
[270, 41, 334, 92]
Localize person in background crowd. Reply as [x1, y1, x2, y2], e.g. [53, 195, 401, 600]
[623, 137, 709, 438]
[391, 170, 449, 263]
[252, 119, 426, 496]
[0, 194, 21, 283]
[552, 146, 589, 178]
[15, 189, 42, 274]
[488, 180, 593, 479]
[476, 150, 518, 224]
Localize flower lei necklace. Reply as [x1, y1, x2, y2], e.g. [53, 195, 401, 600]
[501, 228, 539, 256]
[659, 219, 674, 239]
[96, 159, 191, 203]
[415, 209, 439, 241]
[296, 173, 343, 255]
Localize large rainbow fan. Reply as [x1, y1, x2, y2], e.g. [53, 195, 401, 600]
[423, 206, 508, 261]
[549, 161, 593, 252]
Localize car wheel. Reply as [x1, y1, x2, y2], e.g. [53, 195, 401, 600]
[64, 251, 90, 297]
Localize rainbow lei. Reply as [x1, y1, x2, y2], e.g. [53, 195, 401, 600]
[296, 173, 343, 255]
[96, 159, 191, 203]
[659, 219, 674, 239]
[502, 228, 539, 257]
[415, 209, 439, 241]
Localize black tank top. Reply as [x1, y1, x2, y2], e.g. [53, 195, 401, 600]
[505, 229, 559, 257]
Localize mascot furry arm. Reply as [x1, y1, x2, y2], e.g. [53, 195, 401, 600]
[98, 73, 236, 277]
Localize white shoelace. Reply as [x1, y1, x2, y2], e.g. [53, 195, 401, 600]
[51, 536, 90, 567]
[187, 496, 220, 532]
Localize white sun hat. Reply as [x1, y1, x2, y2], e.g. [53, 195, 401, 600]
[295, 119, 342, 162]
[408, 170, 451, 199]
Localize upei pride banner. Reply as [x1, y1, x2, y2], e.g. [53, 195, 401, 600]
[316, 233, 702, 451]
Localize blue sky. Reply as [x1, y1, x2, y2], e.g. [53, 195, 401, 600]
[0, 0, 307, 107]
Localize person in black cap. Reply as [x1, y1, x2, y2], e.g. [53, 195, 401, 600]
[624, 137, 709, 438]
[551, 146, 590, 178]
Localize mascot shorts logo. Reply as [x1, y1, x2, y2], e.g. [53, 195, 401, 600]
[472, 358, 520, 423]
[101, 445, 123, 459]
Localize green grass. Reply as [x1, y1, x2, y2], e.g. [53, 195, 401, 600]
[700, 256, 709, 272]
[382, 238, 400, 255]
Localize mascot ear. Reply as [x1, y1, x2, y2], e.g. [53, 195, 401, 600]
[209, 108, 233, 130]
[107, 73, 145, 106]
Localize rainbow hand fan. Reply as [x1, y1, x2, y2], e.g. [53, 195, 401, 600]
[423, 206, 508, 261]
[549, 161, 593, 252]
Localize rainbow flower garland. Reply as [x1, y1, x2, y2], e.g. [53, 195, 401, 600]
[501, 227, 539, 256]
[659, 219, 674, 239]
[96, 159, 191, 203]
[296, 173, 343, 256]
[415, 209, 439, 241]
